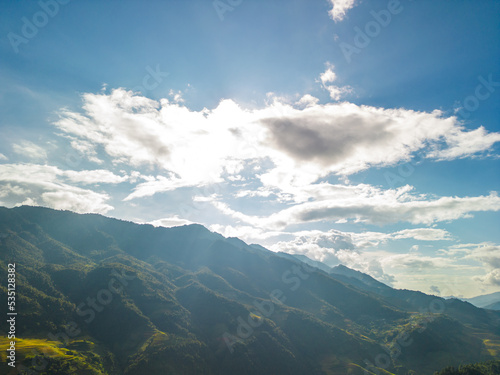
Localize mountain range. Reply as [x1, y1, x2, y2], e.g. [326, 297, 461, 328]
[0, 206, 499, 374]
[462, 292, 500, 311]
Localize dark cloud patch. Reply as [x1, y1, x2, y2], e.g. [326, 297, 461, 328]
[261, 114, 394, 167]
[401, 258, 435, 269]
[430, 285, 441, 295]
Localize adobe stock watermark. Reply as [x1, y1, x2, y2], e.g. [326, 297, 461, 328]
[132, 65, 169, 94]
[7, 0, 71, 54]
[338, 0, 412, 63]
[383, 73, 499, 189]
[222, 262, 314, 353]
[64, 147, 83, 169]
[177, 182, 222, 220]
[363, 298, 445, 374]
[454, 74, 500, 120]
[14, 268, 135, 374]
[383, 154, 423, 189]
[213, 0, 243, 21]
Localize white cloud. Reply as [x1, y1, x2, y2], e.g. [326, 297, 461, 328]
[209, 224, 284, 242]
[123, 174, 185, 201]
[12, 140, 47, 161]
[274, 235, 396, 285]
[270, 229, 355, 265]
[0, 153, 8, 161]
[259, 104, 479, 179]
[319, 64, 352, 100]
[62, 169, 128, 185]
[0, 164, 127, 187]
[324, 85, 351, 101]
[427, 125, 500, 160]
[49, 87, 500, 283]
[211, 201, 262, 227]
[234, 188, 275, 199]
[0, 183, 30, 198]
[296, 94, 319, 108]
[55, 89, 500, 199]
[212, 183, 500, 229]
[283, 191, 500, 227]
[383, 253, 445, 270]
[55, 90, 260, 191]
[349, 228, 452, 247]
[320, 66, 337, 84]
[168, 89, 185, 103]
[65, 137, 103, 164]
[476, 269, 500, 286]
[0, 163, 126, 214]
[436, 242, 500, 288]
[39, 189, 112, 214]
[209, 224, 451, 256]
[268, 227, 453, 262]
[149, 216, 194, 228]
[193, 194, 220, 203]
[391, 228, 452, 241]
[327, 0, 357, 22]
[409, 245, 420, 253]
[464, 243, 500, 269]
[266, 226, 456, 284]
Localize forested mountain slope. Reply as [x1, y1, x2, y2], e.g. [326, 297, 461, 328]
[0, 206, 499, 375]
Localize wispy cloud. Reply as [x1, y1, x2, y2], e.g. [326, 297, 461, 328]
[427, 125, 500, 160]
[391, 228, 452, 241]
[12, 140, 48, 161]
[212, 183, 500, 228]
[318, 63, 352, 100]
[0, 163, 127, 214]
[123, 174, 187, 201]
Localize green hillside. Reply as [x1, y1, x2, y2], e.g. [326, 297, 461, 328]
[1, 206, 499, 374]
[434, 360, 500, 374]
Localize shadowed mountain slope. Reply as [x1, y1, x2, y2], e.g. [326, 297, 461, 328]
[0, 206, 499, 374]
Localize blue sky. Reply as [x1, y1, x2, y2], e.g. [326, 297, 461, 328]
[1, 0, 499, 297]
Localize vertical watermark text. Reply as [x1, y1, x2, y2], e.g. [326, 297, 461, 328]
[6, 263, 17, 368]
